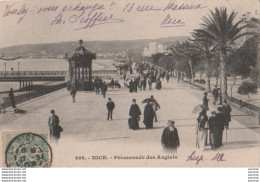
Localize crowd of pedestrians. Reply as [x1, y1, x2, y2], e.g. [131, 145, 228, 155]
[50, 61, 234, 153]
[196, 97, 232, 150]
[126, 63, 171, 93]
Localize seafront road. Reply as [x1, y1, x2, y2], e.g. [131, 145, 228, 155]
[0, 78, 260, 167]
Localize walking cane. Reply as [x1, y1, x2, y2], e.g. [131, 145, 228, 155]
[226, 127, 228, 143]
[196, 132, 199, 149]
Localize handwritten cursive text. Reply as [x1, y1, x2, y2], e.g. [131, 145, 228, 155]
[3, 3, 28, 23]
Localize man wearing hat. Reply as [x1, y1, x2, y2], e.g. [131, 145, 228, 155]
[208, 111, 217, 150]
[161, 120, 180, 153]
[106, 98, 115, 120]
[222, 100, 232, 129]
[202, 92, 209, 110]
[215, 107, 225, 147]
[150, 95, 160, 122]
[48, 110, 61, 143]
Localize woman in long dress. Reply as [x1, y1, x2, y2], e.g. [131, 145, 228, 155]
[195, 110, 208, 150]
[129, 99, 142, 130]
[8, 88, 16, 108]
[143, 101, 154, 129]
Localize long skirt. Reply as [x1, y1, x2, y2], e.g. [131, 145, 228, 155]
[128, 117, 139, 130]
[196, 129, 208, 150]
[144, 118, 153, 129]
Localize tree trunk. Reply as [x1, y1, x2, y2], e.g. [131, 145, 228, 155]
[219, 75, 223, 105]
[188, 59, 194, 84]
[177, 70, 180, 83]
[205, 59, 211, 92]
[230, 76, 236, 98]
[206, 73, 211, 92]
[215, 77, 219, 87]
[220, 58, 228, 100]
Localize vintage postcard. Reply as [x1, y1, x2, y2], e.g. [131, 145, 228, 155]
[0, 0, 260, 167]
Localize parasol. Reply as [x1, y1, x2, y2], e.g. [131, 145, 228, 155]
[192, 104, 208, 114]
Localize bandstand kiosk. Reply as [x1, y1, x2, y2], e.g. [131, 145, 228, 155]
[66, 40, 96, 91]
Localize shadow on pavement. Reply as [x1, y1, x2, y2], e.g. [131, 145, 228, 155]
[218, 141, 260, 151]
[14, 108, 27, 114]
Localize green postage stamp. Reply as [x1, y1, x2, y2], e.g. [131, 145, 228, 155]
[3, 132, 52, 167]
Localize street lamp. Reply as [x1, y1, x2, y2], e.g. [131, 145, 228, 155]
[18, 61, 20, 75]
[4, 62, 6, 75]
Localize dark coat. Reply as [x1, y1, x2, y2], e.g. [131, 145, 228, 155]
[52, 124, 63, 138]
[8, 91, 15, 107]
[107, 101, 115, 110]
[222, 104, 232, 122]
[129, 104, 141, 118]
[129, 81, 134, 92]
[48, 115, 60, 127]
[208, 116, 217, 133]
[212, 88, 219, 98]
[203, 96, 209, 109]
[197, 112, 208, 129]
[70, 89, 76, 97]
[215, 112, 225, 130]
[101, 83, 107, 91]
[161, 127, 180, 148]
[143, 104, 154, 128]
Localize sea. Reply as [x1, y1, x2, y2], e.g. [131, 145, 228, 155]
[0, 59, 115, 93]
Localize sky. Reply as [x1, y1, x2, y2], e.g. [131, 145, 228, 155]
[0, 0, 259, 48]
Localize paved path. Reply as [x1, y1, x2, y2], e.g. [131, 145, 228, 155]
[0, 78, 259, 167]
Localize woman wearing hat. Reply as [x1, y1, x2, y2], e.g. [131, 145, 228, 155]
[196, 110, 209, 150]
[161, 120, 180, 153]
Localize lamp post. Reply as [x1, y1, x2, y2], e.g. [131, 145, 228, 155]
[4, 62, 6, 75]
[18, 61, 20, 75]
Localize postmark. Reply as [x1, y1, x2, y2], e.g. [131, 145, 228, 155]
[4, 132, 52, 167]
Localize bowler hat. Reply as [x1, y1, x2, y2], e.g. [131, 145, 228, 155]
[167, 120, 175, 126]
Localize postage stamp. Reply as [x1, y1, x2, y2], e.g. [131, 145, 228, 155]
[3, 132, 52, 167]
[0, 0, 259, 168]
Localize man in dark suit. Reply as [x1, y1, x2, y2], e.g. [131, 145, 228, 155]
[203, 92, 209, 110]
[106, 98, 115, 120]
[212, 85, 220, 105]
[48, 110, 61, 143]
[215, 107, 225, 147]
[222, 99, 232, 129]
[161, 120, 180, 153]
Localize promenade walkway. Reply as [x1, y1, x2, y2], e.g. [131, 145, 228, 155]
[0, 78, 259, 167]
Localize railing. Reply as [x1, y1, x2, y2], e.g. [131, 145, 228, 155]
[0, 71, 67, 77]
[0, 70, 117, 77]
[93, 70, 117, 75]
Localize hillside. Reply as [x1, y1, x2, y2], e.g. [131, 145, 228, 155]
[0, 36, 188, 59]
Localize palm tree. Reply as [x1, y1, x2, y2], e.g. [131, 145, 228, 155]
[196, 7, 249, 99]
[190, 30, 217, 91]
[168, 41, 198, 84]
[247, 17, 260, 86]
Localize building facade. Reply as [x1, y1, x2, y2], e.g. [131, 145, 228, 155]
[142, 42, 168, 57]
